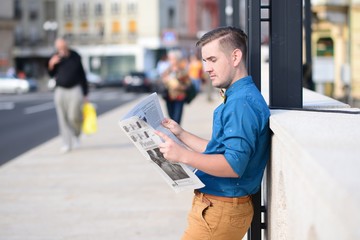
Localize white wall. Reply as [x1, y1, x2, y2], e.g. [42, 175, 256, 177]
[267, 90, 360, 240]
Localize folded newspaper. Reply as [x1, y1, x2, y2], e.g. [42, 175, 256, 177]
[119, 93, 205, 193]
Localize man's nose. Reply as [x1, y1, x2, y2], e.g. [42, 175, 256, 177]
[203, 63, 212, 73]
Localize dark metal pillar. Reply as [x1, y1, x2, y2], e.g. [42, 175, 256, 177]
[219, 0, 241, 27]
[304, 0, 314, 90]
[246, 1, 262, 240]
[219, 0, 227, 26]
[232, 0, 240, 28]
[269, 0, 303, 108]
[304, 0, 312, 70]
[246, 0, 261, 90]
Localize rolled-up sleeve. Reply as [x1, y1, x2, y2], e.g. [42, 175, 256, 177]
[222, 100, 259, 177]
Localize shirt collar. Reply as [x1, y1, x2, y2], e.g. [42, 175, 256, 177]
[223, 76, 253, 103]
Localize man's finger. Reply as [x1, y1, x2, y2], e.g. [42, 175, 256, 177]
[155, 130, 170, 141]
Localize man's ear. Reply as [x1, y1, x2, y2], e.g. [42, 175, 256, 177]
[232, 49, 243, 67]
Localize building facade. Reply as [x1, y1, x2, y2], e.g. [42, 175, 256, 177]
[12, 0, 219, 85]
[0, 0, 15, 73]
[311, 0, 360, 102]
[13, 0, 56, 79]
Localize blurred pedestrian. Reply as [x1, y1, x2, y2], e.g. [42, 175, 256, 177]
[156, 27, 270, 240]
[160, 49, 191, 125]
[156, 53, 170, 98]
[17, 70, 26, 79]
[188, 53, 203, 93]
[48, 38, 88, 153]
[156, 53, 170, 77]
[6, 67, 15, 77]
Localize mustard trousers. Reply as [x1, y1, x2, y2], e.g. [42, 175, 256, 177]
[182, 193, 253, 240]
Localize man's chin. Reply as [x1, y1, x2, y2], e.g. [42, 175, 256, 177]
[211, 81, 220, 88]
[213, 83, 224, 89]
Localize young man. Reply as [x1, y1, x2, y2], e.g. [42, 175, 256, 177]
[156, 27, 270, 239]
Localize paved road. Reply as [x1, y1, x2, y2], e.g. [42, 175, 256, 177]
[0, 92, 221, 240]
[0, 88, 145, 165]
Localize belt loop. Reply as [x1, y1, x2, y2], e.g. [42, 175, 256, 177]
[233, 197, 238, 206]
[196, 191, 212, 206]
[199, 192, 204, 202]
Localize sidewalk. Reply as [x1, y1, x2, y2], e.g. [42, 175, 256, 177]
[0, 92, 222, 240]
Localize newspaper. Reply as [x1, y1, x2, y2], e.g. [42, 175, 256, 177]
[119, 93, 205, 193]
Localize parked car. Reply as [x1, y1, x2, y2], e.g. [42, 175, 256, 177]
[86, 72, 104, 88]
[103, 74, 123, 87]
[123, 71, 158, 92]
[27, 78, 38, 92]
[47, 72, 103, 90]
[0, 74, 30, 94]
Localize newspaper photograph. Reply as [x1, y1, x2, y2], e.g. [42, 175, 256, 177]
[119, 93, 205, 193]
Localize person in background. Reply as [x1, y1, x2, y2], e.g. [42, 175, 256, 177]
[17, 70, 26, 79]
[6, 67, 15, 77]
[156, 53, 170, 77]
[156, 26, 270, 240]
[48, 37, 88, 153]
[188, 52, 204, 93]
[161, 50, 190, 125]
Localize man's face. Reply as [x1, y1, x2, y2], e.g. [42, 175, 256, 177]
[201, 39, 234, 89]
[168, 53, 178, 67]
[55, 39, 69, 57]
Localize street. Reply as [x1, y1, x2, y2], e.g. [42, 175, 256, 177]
[0, 88, 144, 166]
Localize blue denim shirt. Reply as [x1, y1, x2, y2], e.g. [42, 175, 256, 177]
[196, 76, 270, 197]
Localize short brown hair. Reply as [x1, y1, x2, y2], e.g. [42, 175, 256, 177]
[196, 26, 248, 63]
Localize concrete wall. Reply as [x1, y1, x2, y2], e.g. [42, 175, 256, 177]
[267, 89, 360, 240]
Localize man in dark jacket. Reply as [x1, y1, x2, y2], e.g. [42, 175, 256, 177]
[48, 38, 88, 153]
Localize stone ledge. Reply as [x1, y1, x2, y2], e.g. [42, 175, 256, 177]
[268, 89, 360, 239]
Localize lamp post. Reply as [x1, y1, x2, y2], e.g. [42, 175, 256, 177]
[43, 20, 58, 45]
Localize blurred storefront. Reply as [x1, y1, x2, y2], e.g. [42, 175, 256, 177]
[12, 0, 56, 81]
[349, 1, 360, 100]
[0, 0, 15, 74]
[312, 0, 360, 103]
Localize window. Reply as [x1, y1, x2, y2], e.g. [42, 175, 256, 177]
[127, 1, 137, 14]
[79, 2, 89, 18]
[14, 0, 22, 20]
[80, 21, 89, 32]
[96, 22, 105, 36]
[29, 0, 39, 21]
[168, 7, 175, 28]
[15, 26, 23, 45]
[128, 20, 137, 34]
[95, 2, 103, 16]
[112, 21, 121, 33]
[111, 1, 120, 15]
[29, 9, 38, 21]
[64, 2, 73, 18]
[44, 1, 56, 20]
[64, 22, 73, 32]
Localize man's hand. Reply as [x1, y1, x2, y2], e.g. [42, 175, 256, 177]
[162, 117, 209, 153]
[155, 130, 187, 164]
[161, 118, 183, 137]
[48, 55, 61, 71]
